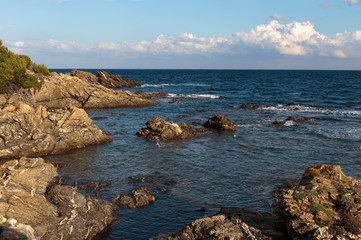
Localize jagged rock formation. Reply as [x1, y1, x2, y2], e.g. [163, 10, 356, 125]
[137, 116, 198, 140]
[32, 72, 157, 109]
[113, 186, 156, 209]
[70, 70, 142, 88]
[0, 157, 116, 240]
[0, 102, 111, 159]
[154, 214, 275, 240]
[277, 165, 361, 239]
[203, 114, 236, 131]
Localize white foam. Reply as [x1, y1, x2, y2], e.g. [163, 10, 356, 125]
[167, 93, 220, 99]
[283, 121, 296, 126]
[262, 104, 361, 116]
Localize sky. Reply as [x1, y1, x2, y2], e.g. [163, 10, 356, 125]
[1, 0, 361, 69]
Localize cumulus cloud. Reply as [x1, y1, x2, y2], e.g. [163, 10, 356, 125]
[344, 0, 361, 5]
[269, 14, 289, 22]
[5, 20, 361, 61]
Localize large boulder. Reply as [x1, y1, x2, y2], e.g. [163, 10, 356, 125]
[277, 165, 361, 239]
[137, 116, 198, 140]
[97, 70, 142, 88]
[0, 157, 116, 240]
[203, 114, 236, 131]
[70, 70, 99, 85]
[0, 102, 111, 159]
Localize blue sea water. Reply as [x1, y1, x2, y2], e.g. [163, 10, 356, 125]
[47, 69, 361, 240]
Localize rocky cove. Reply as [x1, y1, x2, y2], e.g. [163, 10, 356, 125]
[0, 69, 361, 239]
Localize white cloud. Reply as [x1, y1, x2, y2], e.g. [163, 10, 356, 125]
[344, 0, 361, 5]
[269, 14, 289, 22]
[5, 20, 361, 62]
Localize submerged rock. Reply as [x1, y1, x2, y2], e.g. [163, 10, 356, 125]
[272, 116, 312, 126]
[203, 114, 236, 131]
[0, 102, 111, 159]
[137, 116, 198, 140]
[113, 186, 156, 208]
[0, 157, 116, 240]
[277, 165, 361, 239]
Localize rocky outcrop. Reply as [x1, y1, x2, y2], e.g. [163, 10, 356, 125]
[0, 157, 116, 240]
[113, 186, 156, 208]
[241, 103, 261, 110]
[134, 91, 168, 99]
[30, 72, 157, 109]
[97, 70, 142, 88]
[203, 114, 236, 131]
[154, 214, 274, 240]
[272, 116, 312, 126]
[71, 70, 142, 88]
[277, 165, 361, 239]
[0, 102, 111, 159]
[137, 116, 198, 140]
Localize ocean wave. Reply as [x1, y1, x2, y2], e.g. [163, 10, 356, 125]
[141, 83, 208, 87]
[168, 93, 221, 99]
[262, 104, 361, 116]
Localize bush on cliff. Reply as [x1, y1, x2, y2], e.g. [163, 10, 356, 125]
[0, 39, 50, 93]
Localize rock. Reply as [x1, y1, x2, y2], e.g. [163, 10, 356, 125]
[137, 116, 198, 140]
[273, 117, 312, 126]
[70, 70, 99, 85]
[277, 164, 361, 239]
[153, 214, 274, 240]
[0, 102, 111, 159]
[97, 70, 142, 88]
[203, 114, 236, 131]
[135, 91, 168, 99]
[113, 186, 155, 208]
[241, 104, 261, 110]
[0, 157, 116, 240]
[30, 72, 157, 109]
[195, 109, 207, 112]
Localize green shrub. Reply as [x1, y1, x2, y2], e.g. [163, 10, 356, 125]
[30, 62, 50, 76]
[0, 39, 49, 93]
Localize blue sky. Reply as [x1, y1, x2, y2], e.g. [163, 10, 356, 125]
[1, 0, 361, 69]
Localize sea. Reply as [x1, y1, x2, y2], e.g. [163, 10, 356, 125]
[46, 69, 361, 240]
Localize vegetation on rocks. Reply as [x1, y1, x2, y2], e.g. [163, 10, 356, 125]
[0, 39, 50, 93]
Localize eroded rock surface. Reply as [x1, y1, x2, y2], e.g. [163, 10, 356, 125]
[0, 157, 116, 240]
[31, 72, 157, 109]
[0, 102, 111, 159]
[113, 186, 156, 208]
[137, 116, 198, 140]
[97, 70, 142, 88]
[203, 114, 236, 131]
[277, 165, 361, 239]
[154, 214, 274, 240]
[71, 70, 142, 88]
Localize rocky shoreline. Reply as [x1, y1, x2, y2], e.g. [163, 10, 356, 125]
[1, 70, 360, 239]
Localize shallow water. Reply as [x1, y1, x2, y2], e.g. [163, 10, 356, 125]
[47, 69, 361, 239]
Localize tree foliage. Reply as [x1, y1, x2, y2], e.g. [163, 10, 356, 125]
[0, 39, 50, 93]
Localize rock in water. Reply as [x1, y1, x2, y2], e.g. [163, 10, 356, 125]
[153, 214, 273, 240]
[137, 116, 198, 140]
[0, 102, 111, 159]
[113, 186, 156, 208]
[277, 164, 361, 239]
[0, 157, 116, 240]
[203, 114, 236, 131]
